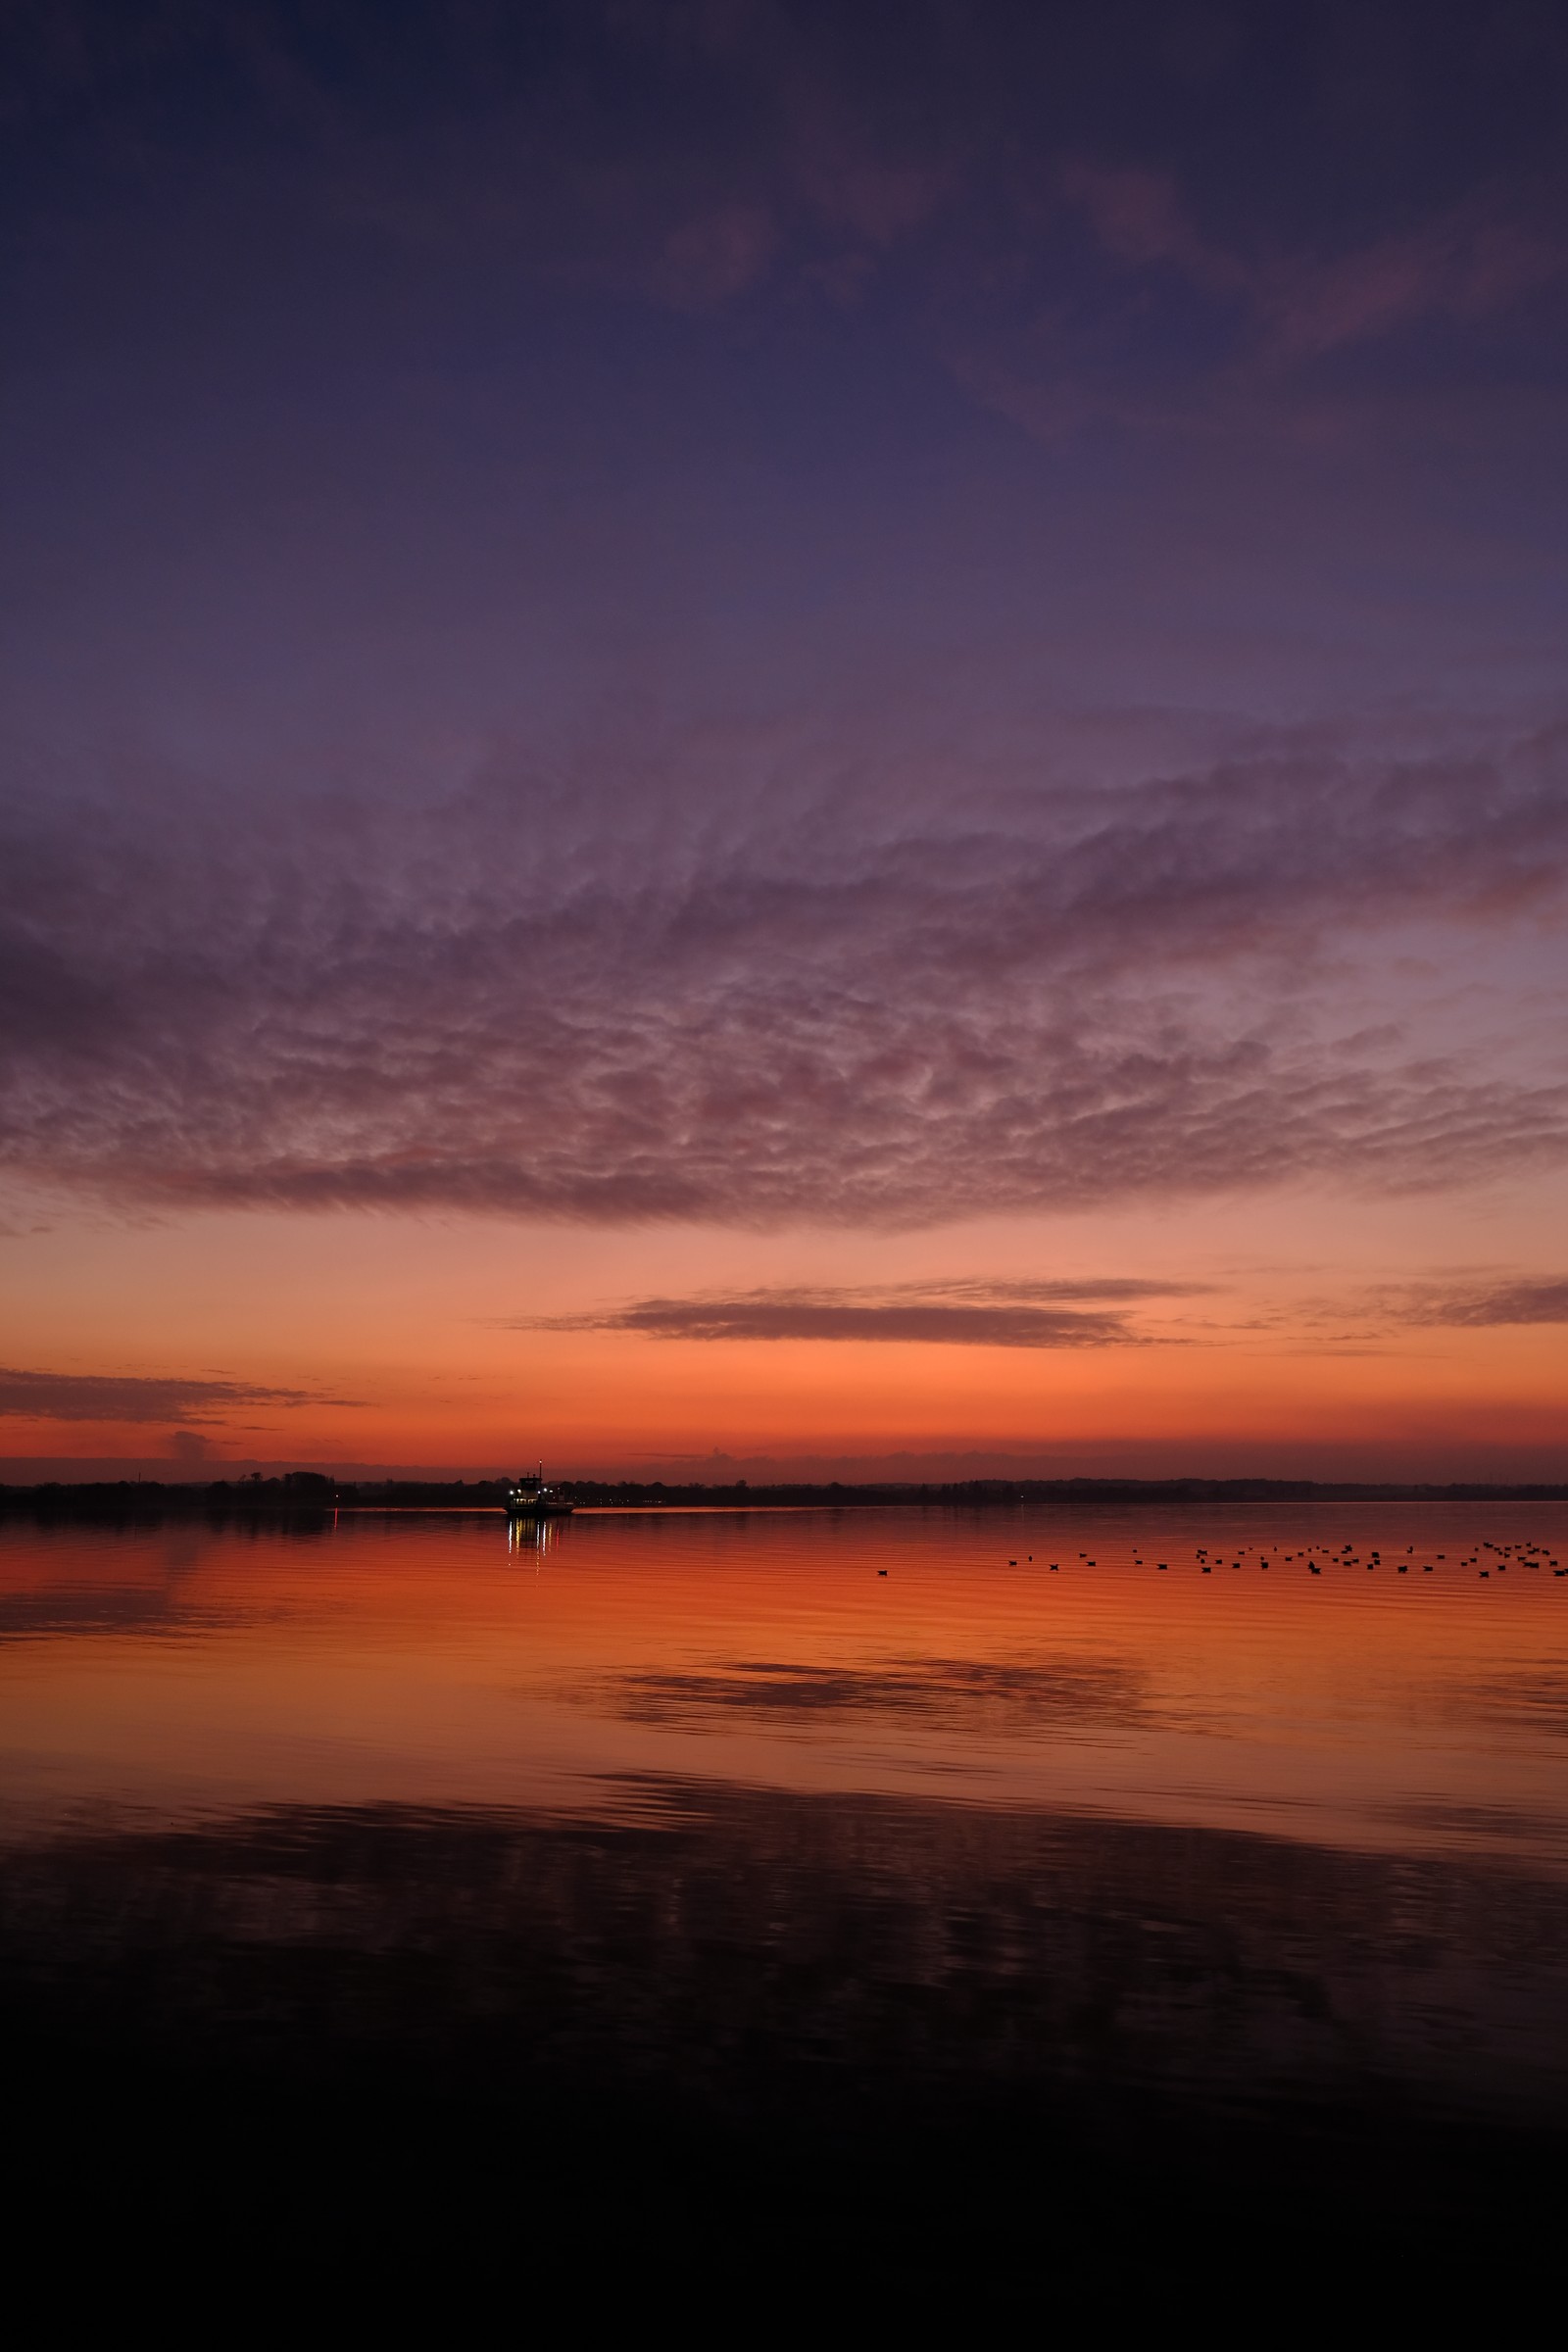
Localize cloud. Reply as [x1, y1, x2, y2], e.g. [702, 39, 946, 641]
[650, 204, 779, 308]
[1043, 160, 1568, 444]
[515, 1275, 1208, 1347]
[1390, 1278, 1568, 1328]
[0, 1368, 355, 1424]
[21, 4, 1563, 380]
[1060, 154, 1567, 361]
[1259, 204, 1566, 362]
[539, 1297, 1133, 1348]
[1060, 159, 1242, 295]
[0, 720, 1564, 1227]
[165, 1426, 214, 1464]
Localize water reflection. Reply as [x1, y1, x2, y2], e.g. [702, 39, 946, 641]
[4, 1499, 1568, 2260]
[508, 1511, 564, 1557]
[599, 1653, 1150, 1733]
[9, 1775, 1568, 2108]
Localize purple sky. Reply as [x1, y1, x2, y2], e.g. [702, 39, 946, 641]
[1, 2, 1566, 1476]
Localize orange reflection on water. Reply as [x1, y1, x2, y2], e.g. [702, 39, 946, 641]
[2, 1501, 1566, 1866]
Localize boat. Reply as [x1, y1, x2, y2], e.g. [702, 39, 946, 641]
[504, 1465, 575, 1519]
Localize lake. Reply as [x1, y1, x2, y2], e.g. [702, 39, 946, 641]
[5, 1498, 1567, 2302]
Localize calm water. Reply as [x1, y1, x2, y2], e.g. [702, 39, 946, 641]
[6, 1499, 1568, 2286]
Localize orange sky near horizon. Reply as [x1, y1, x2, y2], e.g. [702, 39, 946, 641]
[3, 1168, 1563, 1480]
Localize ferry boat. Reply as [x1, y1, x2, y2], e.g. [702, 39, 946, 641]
[505, 1466, 575, 1519]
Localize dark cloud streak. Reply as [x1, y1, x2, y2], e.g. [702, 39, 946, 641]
[529, 1300, 1135, 1350]
[515, 1276, 1212, 1347]
[0, 1368, 355, 1425]
[1392, 1279, 1568, 1328]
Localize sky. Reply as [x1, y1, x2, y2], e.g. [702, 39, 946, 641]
[1, 0, 1566, 1481]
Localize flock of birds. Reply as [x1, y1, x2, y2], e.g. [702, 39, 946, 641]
[998, 1539, 1566, 1577]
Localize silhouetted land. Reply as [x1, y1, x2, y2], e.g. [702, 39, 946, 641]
[2, 1471, 1566, 1518]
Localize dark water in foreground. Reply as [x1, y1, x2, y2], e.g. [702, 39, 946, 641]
[5, 1500, 1568, 2304]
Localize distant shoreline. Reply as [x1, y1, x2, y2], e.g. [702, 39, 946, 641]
[3, 1473, 1566, 1518]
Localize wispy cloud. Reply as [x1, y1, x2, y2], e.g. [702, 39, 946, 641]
[0, 722, 1564, 1226]
[17, 5, 1564, 415]
[1063, 161, 1565, 364]
[554, 1298, 1131, 1346]
[1060, 159, 1244, 297]
[959, 151, 1568, 453]
[1387, 1278, 1568, 1328]
[0, 1368, 357, 1424]
[514, 1276, 1208, 1347]
[1258, 203, 1564, 362]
